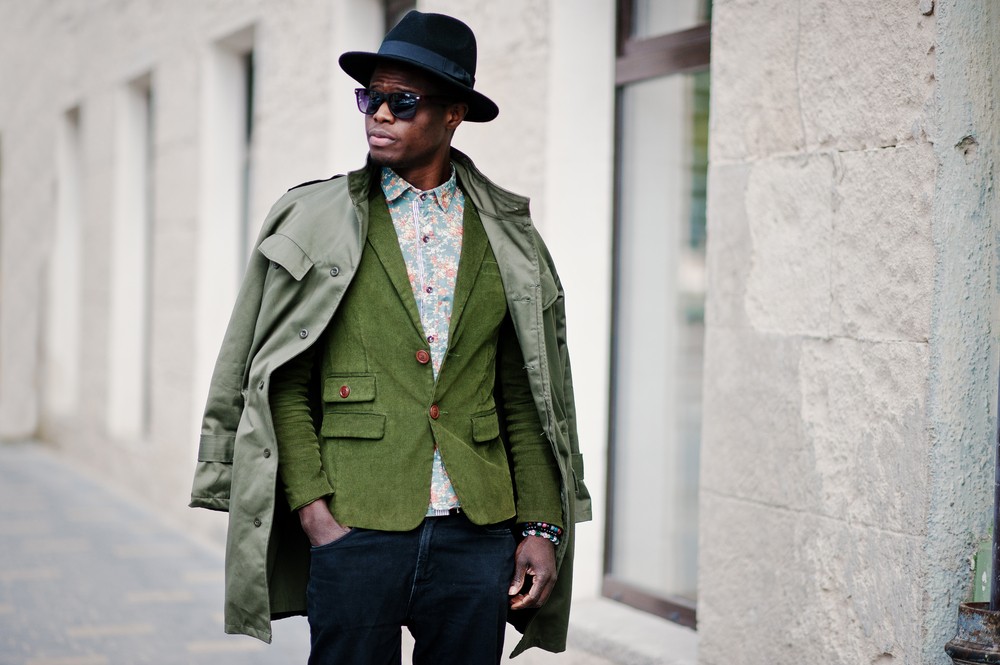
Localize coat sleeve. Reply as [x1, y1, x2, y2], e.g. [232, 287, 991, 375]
[189, 198, 296, 512]
[535, 231, 592, 524]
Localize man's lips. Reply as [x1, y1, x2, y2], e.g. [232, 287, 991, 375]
[368, 130, 396, 148]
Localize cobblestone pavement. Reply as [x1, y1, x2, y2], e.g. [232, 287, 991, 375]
[0, 444, 612, 665]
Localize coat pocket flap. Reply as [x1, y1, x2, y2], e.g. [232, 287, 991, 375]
[258, 234, 314, 281]
[197, 434, 235, 463]
[323, 375, 377, 403]
[471, 411, 500, 443]
[539, 266, 559, 309]
[571, 452, 586, 480]
[321, 413, 386, 439]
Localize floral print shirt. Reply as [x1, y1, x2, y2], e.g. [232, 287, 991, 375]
[381, 166, 463, 515]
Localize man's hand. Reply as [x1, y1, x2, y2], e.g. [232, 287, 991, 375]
[508, 536, 557, 610]
[298, 499, 351, 547]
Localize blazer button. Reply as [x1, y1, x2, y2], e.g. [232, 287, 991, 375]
[263, 448, 271, 458]
[299, 329, 308, 339]
[339, 385, 351, 398]
[416, 350, 430, 364]
[253, 518, 262, 528]
[330, 266, 340, 277]
[429, 404, 440, 419]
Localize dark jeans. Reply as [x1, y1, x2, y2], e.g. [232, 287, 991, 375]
[305, 513, 516, 665]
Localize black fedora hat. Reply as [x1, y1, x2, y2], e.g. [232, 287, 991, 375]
[339, 11, 499, 123]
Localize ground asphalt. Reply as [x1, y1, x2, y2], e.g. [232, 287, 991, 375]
[0, 443, 611, 665]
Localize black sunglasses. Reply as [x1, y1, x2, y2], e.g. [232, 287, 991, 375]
[354, 88, 453, 120]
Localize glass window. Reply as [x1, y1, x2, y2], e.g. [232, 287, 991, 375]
[385, 0, 416, 30]
[629, 0, 712, 40]
[607, 0, 711, 627]
[609, 68, 708, 606]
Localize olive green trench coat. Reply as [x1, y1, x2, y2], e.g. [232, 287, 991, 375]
[189, 150, 592, 656]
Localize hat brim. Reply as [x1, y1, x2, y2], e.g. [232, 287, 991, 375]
[339, 51, 499, 123]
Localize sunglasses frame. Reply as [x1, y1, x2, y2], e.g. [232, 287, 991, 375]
[354, 87, 454, 120]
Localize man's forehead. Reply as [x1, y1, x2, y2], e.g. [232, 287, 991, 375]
[370, 63, 438, 91]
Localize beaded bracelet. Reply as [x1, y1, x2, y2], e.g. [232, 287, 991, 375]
[521, 522, 563, 546]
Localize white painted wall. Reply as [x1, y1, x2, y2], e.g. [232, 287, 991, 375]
[45, 109, 84, 419]
[107, 77, 154, 440]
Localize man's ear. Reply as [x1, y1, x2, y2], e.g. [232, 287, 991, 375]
[445, 102, 469, 129]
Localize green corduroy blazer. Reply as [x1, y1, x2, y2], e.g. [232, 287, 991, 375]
[269, 183, 563, 530]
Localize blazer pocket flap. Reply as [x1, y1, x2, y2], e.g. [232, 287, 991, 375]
[321, 413, 386, 439]
[197, 434, 234, 463]
[258, 234, 314, 281]
[471, 411, 500, 443]
[323, 375, 377, 402]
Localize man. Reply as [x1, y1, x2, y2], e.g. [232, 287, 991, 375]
[190, 11, 591, 664]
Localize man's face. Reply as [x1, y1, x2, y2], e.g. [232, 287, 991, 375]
[365, 64, 466, 180]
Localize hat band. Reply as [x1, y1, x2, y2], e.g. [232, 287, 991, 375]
[378, 40, 475, 88]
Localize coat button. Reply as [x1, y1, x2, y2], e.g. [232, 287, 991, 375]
[253, 518, 262, 528]
[299, 329, 308, 339]
[330, 267, 340, 277]
[429, 404, 440, 419]
[416, 350, 430, 364]
[263, 449, 271, 458]
[258, 380, 265, 390]
[339, 385, 351, 398]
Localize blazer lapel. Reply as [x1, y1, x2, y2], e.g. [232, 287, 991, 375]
[447, 201, 489, 345]
[364, 192, 425, 338]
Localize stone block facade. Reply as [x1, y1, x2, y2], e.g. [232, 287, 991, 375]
[700, 1, 1000, 664]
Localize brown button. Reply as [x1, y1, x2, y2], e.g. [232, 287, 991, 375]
[416, 350, 431, 364]
[429, 404, 440, 419]
[339, 385, 351, 398]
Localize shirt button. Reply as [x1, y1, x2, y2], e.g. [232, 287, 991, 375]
[420, 193, 427, 201]
[263, 449, 271, 458]
[422, 235, 430, 243]
[416, 350, 430, 364]
[299, 329, 309, 339]
[425, 286, 433, 294]
[429, 404, 440, 419]
[253, 518, 262, 528]
[330, 267, 340, 277]
[427, 335, 436, 343]
[339, 385, 351, 398]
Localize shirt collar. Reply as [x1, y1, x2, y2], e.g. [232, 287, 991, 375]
[380, 166, 458, 212]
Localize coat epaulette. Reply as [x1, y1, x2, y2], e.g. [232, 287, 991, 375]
[287, 174, 345, 192]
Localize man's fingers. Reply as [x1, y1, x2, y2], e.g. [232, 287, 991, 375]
[508, 562, 527, 596]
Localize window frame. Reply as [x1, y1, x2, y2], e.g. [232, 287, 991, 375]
[603, 0, 711, 630]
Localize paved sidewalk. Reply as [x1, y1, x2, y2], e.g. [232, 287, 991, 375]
[0, 443, 311, 665]
[0, 443, 612, 665]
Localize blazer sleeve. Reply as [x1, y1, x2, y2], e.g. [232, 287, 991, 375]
[497, 314, 563, 528]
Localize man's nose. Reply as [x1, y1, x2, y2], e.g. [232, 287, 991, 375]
[373, 100, 394, 122]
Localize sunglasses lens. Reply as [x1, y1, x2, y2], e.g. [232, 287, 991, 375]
[355, 88, 376, 114]
[388, 93, 419, 119]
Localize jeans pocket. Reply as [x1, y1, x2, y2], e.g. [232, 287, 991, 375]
[477, 521, 515, 538]
[310, 527, 362, 552]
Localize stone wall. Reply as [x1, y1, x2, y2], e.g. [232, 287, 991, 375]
[700, 1, 999, 663]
